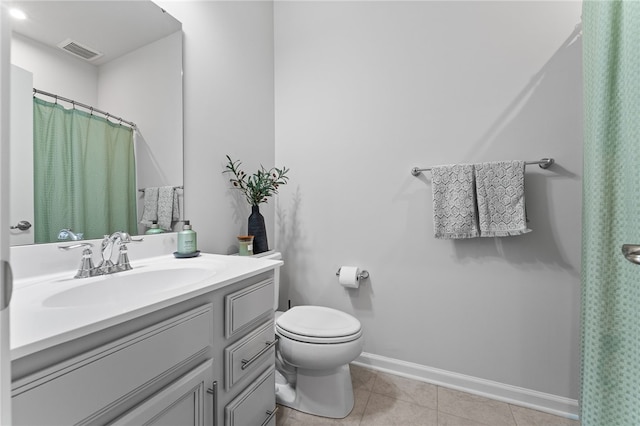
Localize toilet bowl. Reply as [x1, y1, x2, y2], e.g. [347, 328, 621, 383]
[259, 252, 364, 419]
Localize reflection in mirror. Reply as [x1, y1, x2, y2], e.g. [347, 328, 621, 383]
[9, 1, 184, 245]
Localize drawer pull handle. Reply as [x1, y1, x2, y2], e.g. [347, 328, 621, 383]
[207, 380, 218, 426]
[241, 339, 277, 370]
[260, 406, 279, 426]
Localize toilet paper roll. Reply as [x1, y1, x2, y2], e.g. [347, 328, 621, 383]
[339, 266, 360, 288]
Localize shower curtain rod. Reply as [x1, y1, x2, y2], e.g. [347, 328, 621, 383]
[33, 88, 137, 128]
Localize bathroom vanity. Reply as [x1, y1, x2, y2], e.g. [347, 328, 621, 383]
[9, 252, 281, 426]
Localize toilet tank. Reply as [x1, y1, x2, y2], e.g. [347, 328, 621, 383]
[253, 251, 282, 311]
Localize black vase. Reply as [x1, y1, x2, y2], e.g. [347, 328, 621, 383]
[248, 205, 268, 254]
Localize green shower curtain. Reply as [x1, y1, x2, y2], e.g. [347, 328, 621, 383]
[581, 1, 640, 424]
[33, 97, 137, 243]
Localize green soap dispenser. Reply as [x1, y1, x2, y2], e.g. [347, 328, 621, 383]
[177, 220, 197, 254]
[145, 220, 165, 235]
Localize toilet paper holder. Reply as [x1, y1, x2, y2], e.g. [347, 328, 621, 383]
[335, 267, 369, 281]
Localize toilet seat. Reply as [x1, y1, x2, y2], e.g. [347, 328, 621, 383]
[276, 306, 362, 344]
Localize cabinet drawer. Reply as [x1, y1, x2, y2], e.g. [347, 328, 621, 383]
[225, 366, 276, 426]
[225, 321, 275, 390]
[12, 304, 213, 426]
[225, 278, 273, 338]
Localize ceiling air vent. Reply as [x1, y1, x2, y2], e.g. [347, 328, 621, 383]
[57, 39, 103, 61]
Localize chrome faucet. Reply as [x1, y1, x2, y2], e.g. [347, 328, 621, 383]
[59, 232, 143, 279]
[98, 232, 142, 274]
[58, 228, 83, 241]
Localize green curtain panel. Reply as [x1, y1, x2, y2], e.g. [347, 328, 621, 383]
[33, 97, 137, 243]
[581, 1, 640, 424]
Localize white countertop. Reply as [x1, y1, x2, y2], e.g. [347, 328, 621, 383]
[10, 253, 282, 360]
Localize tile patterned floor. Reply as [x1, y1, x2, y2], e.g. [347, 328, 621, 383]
[276, 364, 580, 426]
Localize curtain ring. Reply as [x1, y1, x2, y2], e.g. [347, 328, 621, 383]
[54, 95, 58, 104]
[71, 100, 75, 109]
[90, 107, 93, 115]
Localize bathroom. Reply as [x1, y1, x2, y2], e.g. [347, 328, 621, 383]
[174, 0, 582, 419]
[1, 0, 588, 424]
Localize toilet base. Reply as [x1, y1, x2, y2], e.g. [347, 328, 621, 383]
[275, 364, 355, 419]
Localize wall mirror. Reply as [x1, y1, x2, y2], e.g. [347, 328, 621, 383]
[9, 0, 184, 246]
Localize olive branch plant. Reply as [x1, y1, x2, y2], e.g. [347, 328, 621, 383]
[224, 155, 290, 206]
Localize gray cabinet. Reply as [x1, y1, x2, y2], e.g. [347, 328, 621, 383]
[225, 320, 276, 390]
[222, 278, 277, 426]
[225, 367, 276, 426]
[12, 305, 213, 426]
[11, 271, 277, 426]
[112, 361, 213, 426]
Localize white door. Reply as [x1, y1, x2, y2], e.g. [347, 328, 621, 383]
[0, 1, 14, 424]
[9, 65, 33, 246]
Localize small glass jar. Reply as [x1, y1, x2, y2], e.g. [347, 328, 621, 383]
[237, 235, 254, 256]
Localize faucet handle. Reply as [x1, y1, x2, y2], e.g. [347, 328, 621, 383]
[75, 247, 99, 279]
[58, 243, 98, 279]
[116, 244, 133, 272]
[119, 234, 144, 243]
[58, 242, 94, 251]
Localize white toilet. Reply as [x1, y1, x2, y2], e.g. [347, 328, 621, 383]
[260, 252, 364, 419]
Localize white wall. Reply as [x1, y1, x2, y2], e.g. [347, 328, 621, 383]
[274, 0, 583, 404]
[98, 31, 184, 233]
[157, 1, 275, 254]
[99, 31, 183, 190]
[11, 33, 98, 105]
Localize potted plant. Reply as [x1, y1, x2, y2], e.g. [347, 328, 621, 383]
[224, 155, 289, 254]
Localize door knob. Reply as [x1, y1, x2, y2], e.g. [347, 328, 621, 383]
[622, 244, 640, 265]
[10, 220, 32, 231]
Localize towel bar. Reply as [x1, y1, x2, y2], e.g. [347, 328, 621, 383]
[138, 185, 183, 193]
[411, 158, 554, 176]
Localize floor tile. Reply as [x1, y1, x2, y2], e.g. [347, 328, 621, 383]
[510, 405, 580, 426]
[276, 365, 579, 426]
[372, 371, 438, 410]
[276, 404, 293, 426]
[438, 411, 492, 426]
[438, 387, 516, 426]
[350, 364, 377, 392]
[361, 392, 438, 426]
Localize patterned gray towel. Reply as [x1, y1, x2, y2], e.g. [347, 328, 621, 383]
[431, 164, 479, 239]
[474, 161, 531, 237]
[140, 187, 159, 226]
[157, 186, 180, 231]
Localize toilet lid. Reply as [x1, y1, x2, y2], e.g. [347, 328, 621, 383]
[276, 305, 362, 344]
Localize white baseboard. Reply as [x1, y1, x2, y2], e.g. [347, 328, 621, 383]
[353, 352, 579, 421]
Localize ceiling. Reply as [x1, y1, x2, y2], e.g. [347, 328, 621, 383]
[9, 1, 181, 66]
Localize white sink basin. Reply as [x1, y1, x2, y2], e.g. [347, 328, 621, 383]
[42, 266, 216, 308]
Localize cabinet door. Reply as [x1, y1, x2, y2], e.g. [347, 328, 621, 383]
[111, 360, 213, 426]
[225, 367, 276, 426]
[12, 305, 213, 425]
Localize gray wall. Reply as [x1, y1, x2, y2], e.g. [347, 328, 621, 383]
[274, 1, 583, 400]
[161, 0, 583, 404]
[160, 1, 276, 254]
